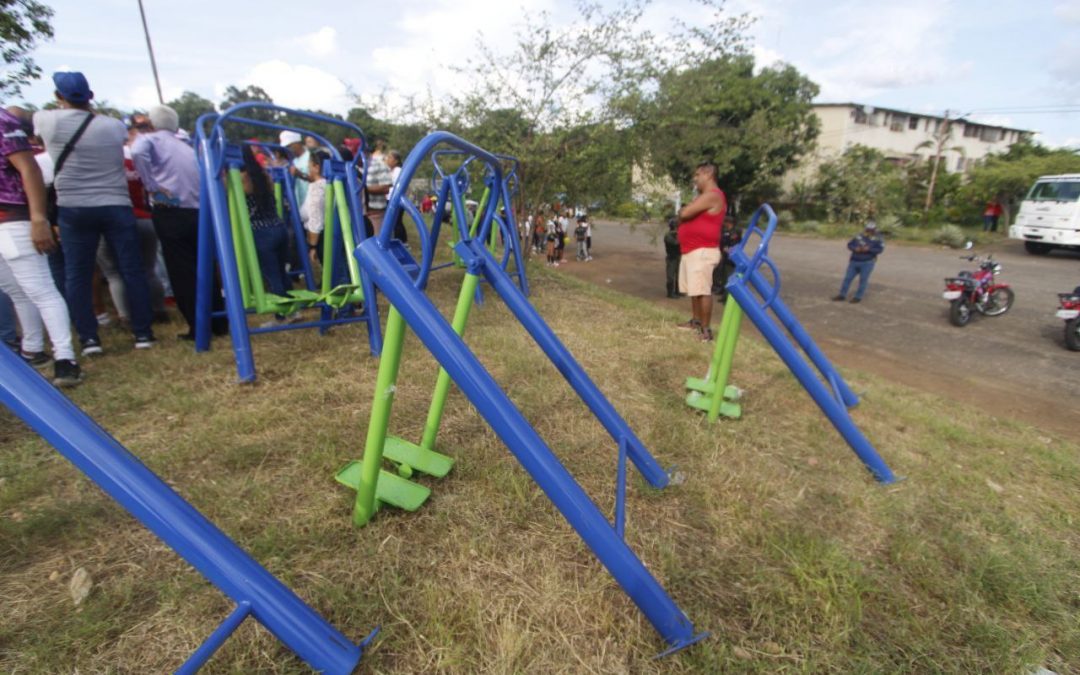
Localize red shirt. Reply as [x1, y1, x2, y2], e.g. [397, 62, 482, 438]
[678, 188, 726, 254]
[124, 157, 151, 220]
[983, 201, 1003, 217]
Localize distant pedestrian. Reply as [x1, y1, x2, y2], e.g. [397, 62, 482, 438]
[833, 221, 884, 303]
[982, 195, 1003, 232]
[574, 217, 588, 261]
[663, 217, 682, 298]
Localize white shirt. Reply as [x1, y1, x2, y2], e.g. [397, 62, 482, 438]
[301, 178, 327, 234]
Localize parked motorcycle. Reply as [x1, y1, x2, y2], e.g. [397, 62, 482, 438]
[1058, 287, 1080, 351]
[942, 252, 1015, 327]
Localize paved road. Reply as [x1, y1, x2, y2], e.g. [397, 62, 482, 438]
[556, 221, 1080, 435]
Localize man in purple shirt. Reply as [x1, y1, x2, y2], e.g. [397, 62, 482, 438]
[131, 104, 224, 338]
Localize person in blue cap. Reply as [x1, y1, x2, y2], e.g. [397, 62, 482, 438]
[33, 71, 157, 355]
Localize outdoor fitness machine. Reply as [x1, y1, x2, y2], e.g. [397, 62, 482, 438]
[194, 103, 382, 383]
[686, 204, 897, 484]
[0, 348, 375, 673]
[336, 130, 706, 655]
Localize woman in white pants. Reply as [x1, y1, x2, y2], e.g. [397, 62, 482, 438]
[0, 107, 81, 386]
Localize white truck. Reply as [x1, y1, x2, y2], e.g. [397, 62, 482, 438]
[1009, 174, 1080, 254]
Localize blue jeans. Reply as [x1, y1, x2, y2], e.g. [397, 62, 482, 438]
[839, 259, 876, 300]
[252, 226, 292, 298]
[0, 288, 17, 347]
[58, 205, 155, 342]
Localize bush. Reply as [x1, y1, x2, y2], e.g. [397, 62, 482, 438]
[932, 224, 967, 249]
[776, 209, 795, 229]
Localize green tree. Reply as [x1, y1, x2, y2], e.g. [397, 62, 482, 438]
[167, 91, 216, 132]
[812, 145, 904, 223]
[639, 55, 819, 210]
[0, 0, 54, 101]
[445, 0, 751, 209]
[957, 140, 1080, 224]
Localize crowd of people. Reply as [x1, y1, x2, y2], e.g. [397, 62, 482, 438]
[0, 71, 417, 388]
[525, 210, 593, 266]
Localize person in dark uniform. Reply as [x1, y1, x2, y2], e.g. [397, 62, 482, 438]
[663, 217, 682, 298]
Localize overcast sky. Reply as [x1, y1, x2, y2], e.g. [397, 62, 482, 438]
[12, 0, 1080, 147]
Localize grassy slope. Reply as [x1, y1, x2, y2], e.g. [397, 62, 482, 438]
[1, 267, 1077, 673]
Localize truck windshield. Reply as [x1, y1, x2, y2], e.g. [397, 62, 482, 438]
[1026, 181, 1080, 202]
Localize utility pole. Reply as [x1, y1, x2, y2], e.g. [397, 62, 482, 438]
[137, 0, 164, 104]
[924, 109, 950, 219]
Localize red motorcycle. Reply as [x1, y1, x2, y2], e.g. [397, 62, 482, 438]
[1058, 287, 1080, 351]
[942, 252, 1014, 327]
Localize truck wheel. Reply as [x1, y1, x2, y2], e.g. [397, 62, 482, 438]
[1024, 241, 1052, 255]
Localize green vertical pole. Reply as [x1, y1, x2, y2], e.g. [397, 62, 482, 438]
[320, 179, 336, 295]
[419, 270, 482, 449]
[225, 181, 253, 308]
[273, 181, 284, 219]
[707, 298, 743, 423]
[227, 168, 269, 311]
[353, 307, 406, 526]
[333, 179, 361, 287]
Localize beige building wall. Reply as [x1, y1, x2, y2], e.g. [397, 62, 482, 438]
[784, 104, 1031, 194]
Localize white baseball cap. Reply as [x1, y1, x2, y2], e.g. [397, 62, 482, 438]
[279, 130, 302, 146]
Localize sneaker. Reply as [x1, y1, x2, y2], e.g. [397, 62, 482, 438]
[699, 327, 714, 342]
[134, 335, 156, 349]
[284, 311, 303, 323]
[677, 318, 701, 331]
[95, 312, 113, 327]
[849, 297, 862, 304]
[259, 317, 281, 328]
[20, 351, 51, 369]
[832, 295, 846, 301]
[52, 359, 83, 388]
[81, 337, 104, 356]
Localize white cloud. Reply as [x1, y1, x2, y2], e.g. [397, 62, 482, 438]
[239, 60, 352, 114]
[1054, 2, 1080, 23]
[123, 81, 184, 110]
[807, 0, 960, 100]
[369, 0, 555, 99]
[296, 26, 338, 58]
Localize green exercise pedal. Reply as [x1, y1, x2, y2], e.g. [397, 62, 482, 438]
[334, 460, 431, 512]
[684, 386, 742, 419]
[383, 436, 454, 478]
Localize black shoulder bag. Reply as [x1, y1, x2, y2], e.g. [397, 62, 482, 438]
[45, 112, 95, 226]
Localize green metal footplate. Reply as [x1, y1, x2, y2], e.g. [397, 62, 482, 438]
[334, 461, 431, 512]
[383, 436, 455, 478]
[684, 380, 743, 419]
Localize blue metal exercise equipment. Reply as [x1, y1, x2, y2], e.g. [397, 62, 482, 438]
[194, 103, 382, 383]
[0, 347, 376, 673]
[725, 204, 898, 483]
[350, 130, 706, 654]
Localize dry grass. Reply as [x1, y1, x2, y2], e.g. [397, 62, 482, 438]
[1, 265, 1079, 673]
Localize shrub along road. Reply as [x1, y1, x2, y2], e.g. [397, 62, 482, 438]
[558, 221, 1080, 436]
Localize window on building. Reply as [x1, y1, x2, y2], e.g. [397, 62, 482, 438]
[979, 127, 1001, 142]
[963, 124, 980, 138]
[909, 116, 919, 130]
[852, 108, 867, 124]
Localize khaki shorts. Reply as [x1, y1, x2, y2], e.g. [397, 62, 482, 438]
[678, 247, 721, 296]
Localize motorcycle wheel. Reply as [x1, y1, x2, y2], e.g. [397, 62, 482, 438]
[982, 287, 1015, 316]
[1066, 318, 1080, 352]
[949, 299, 972, 327]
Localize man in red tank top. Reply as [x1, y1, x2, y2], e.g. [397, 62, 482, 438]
[676, 162, 726, 341]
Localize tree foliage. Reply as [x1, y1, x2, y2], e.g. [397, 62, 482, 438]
[640, 55, 819, 209]
[167, 91, 216, 132]
[956, 140, 1080, 222]
[0, 0, 54, 101]
[812, 145, 904, 224]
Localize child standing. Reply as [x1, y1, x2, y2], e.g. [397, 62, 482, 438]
[574, 217, 588, 261]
